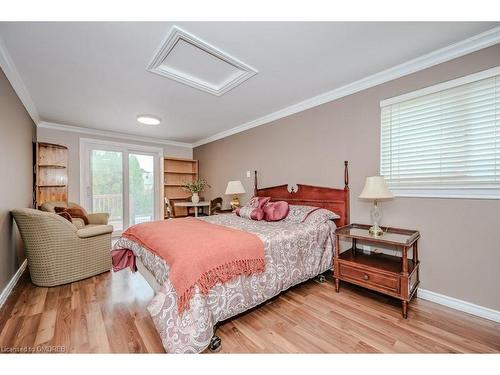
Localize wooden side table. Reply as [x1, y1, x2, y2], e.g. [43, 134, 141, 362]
[174, 201, 210, 217]
[334, 223, 420, 318]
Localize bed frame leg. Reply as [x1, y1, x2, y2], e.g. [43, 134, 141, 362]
[209, 334, 222, 352]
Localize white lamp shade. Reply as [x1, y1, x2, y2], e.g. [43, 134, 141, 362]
[359, 176, 394, 200]
[225, 180, 246, 195]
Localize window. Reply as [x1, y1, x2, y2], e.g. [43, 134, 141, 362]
[380, 66, 500, 199]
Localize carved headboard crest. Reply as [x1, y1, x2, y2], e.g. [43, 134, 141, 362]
[253, 161, 350, 227]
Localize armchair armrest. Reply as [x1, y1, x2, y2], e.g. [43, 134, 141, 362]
[77, 225, 113, 238]
[87, 212, 110, 225]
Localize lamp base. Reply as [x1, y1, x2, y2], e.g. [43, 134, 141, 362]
[230, 196, 240, 210]
[369, 224, 384, 237]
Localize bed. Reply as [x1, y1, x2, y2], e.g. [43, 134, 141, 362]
[112, 161, 350, 353]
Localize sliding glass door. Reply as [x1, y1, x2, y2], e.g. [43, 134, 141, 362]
[128, 153, 155, 226]
[91, 149, 124, 232]
[81, 140, 161, 235]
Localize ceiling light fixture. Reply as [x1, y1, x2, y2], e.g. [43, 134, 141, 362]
[137, 115, 161, 125]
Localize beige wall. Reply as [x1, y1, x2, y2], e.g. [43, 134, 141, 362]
[37, 127, 192, 203]
[0, 68, 36, 295]
[194, 44, 500, 311]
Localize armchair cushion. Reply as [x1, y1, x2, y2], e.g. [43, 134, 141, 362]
[87, 212, 110, 225]
[72, 218, 86, 229]
[77, 225, 113, 238]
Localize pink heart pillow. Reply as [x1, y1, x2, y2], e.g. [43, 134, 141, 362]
[235, 206, 264, 221]
[235, 196, 270, 221]
[247, 196, 271, 209]
[263, 201, 290, 222]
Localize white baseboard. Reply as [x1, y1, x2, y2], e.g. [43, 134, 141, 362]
[0, 259, 27, 309]
[418, 288, 500, 323]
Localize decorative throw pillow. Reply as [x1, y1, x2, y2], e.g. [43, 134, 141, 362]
[302, 208, 340, 226]
[55, 206, 89, 225]
[235, 196, 270, 221]
[235, 206, 265, 221]
[56, 211, 73, 222]
[263, 201, 289, 222]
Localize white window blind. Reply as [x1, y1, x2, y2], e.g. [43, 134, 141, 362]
[380, 66, 500, 199]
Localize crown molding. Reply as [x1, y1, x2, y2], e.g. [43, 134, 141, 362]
[37, 121, 193, 148]
[192, 26, 500, 147]
[0, 37, 40, 123]
[2, 26, 499, 148]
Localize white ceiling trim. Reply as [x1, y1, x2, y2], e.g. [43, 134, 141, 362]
[147, 25, 258, 96]
[0, 36, 40, 123]
[38, 121, 193, 148]
[192, 26, 500, 147]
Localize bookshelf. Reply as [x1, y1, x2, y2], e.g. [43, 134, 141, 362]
[35, 142, 69, 208]
[163, 157, 198, 217]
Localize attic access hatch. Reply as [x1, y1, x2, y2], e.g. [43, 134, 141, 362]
[147, 26, 258, 96]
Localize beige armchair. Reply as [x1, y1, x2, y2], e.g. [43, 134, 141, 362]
[11, 208, 113, 287]
[40, 201, 109, 229]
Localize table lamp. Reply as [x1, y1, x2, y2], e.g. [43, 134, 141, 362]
[225, 180, 246, 210]
[359, 176, 394, 236]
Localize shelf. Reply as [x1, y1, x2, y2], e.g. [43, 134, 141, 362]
[38, 184, 67, 188]
[339, 248, 415, 274]
[336, 223, 419, 246]
[164, 157, 197, 163]
[38, 164, 67, 168]
[38, 142, 68, 150]
[164, 170, 197, 174]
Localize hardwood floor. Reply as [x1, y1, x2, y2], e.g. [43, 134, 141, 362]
[1, 269, 499, 353]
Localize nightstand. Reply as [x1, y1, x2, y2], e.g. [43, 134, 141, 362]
[334, 223, 420, 318]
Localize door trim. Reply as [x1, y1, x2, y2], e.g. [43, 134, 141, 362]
[79, 138, 163, 235]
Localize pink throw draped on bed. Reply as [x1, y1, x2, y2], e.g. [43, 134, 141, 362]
[121, 217, 265, 314]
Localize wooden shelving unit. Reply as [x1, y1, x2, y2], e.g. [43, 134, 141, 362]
[35, 142, 69, 208]
[163, 157, 198, 217]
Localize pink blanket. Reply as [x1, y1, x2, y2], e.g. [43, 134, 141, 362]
[122, 218, 265, 314]
[111, 248, 137, 272]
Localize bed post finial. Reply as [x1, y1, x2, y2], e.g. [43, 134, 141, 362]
[344, 161, 349, 189]
[254, 170, 258, 196]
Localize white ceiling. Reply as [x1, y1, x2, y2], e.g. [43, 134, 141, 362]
[0, 22, 498, 145]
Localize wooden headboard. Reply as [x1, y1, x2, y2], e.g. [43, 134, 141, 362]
[254, 161, 350, 227]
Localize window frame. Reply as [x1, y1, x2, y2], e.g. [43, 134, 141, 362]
[379, 66, 500, 200]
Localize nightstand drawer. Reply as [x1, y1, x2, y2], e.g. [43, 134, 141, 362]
[339, 263, 400, 293]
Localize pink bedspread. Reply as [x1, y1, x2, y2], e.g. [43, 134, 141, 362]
[121, 217, 265, 314]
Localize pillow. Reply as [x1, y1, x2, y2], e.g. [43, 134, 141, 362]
[247, 196, 271, 209]
[263, 201, 289, 222]
[281, 205, 340, 224]
[302, 208, 340, 226]
[281, 205, 320, 224]
[235, 206, 264, 221]
[235, 196, 270, 221]
[55, 206, 89, 225]
[56, 211, 73, 222]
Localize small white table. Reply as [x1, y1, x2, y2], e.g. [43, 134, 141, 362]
[174, 201, 210, 217]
